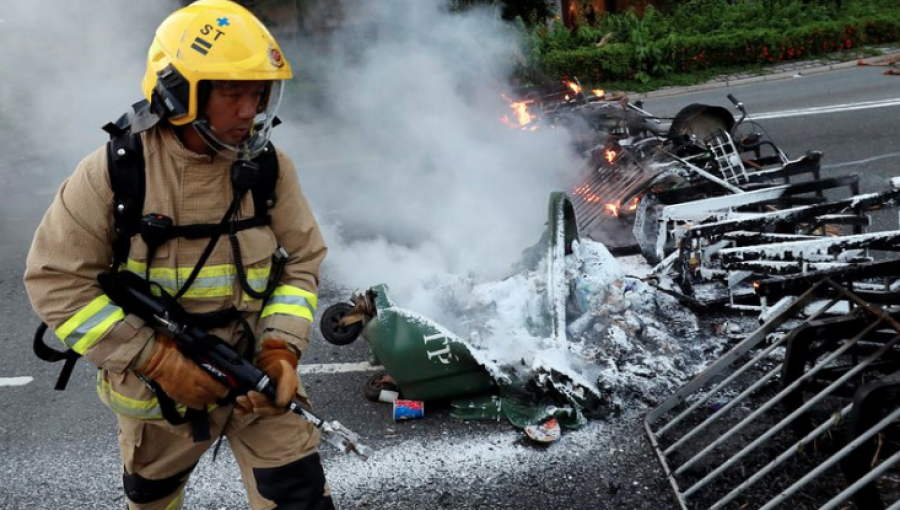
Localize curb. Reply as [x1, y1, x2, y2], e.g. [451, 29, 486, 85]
[629, 50, 900, 101]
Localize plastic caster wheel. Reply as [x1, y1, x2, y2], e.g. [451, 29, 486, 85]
[320, 302, 363, 345]
[363, 371, 399, 402]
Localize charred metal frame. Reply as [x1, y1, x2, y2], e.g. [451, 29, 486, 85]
[839, 375, 900, 510]
[645, 279, 900, 510]
[758, 258, 900, 306]
[645, 174, 861, 263]
[570, 135, 825, 257]
[675, 187, 900, 300]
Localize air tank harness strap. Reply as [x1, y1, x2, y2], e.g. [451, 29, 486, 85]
[138, 191, 284, 302]
[140, 186, 240, 296]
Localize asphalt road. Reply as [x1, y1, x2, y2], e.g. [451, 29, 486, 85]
[1, 66, 899, 509]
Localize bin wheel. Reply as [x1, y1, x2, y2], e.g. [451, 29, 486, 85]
[364, 371, 399, 402]
[320, 302, 362, 345]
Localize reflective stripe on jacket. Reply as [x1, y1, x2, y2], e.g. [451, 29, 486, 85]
[125, 259, 271, 300]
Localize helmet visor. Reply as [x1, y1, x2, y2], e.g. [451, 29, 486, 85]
[193, 80, 285, 160]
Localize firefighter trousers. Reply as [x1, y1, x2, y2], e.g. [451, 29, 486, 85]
[117, 405, 335, 510]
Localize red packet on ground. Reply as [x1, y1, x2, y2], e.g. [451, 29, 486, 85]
[524, 417, 561, 443]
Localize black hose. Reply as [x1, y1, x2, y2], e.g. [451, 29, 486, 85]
[228, 234, 285, 300]
[32, 322, 67, 362]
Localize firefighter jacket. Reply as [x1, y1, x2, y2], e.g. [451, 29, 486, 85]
[24, 125, 327, 419]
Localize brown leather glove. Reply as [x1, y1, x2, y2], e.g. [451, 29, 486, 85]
[138, 334, 230, 410]
[235, 339, 299, 416]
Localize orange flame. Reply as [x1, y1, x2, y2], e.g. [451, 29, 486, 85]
[627, 195, 639, 212]
[500, 93, 537, 130]
[602, 196, 640, 217]
[565, 81, 582, 94]
[592, 88, 604, 97]
[571, 185, 601, 203]
[571, 184, 646, 212]
[604, 149, 617, 163]
[510, 101, 534, 125]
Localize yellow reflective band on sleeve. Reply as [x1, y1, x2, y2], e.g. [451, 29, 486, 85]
[247, 266, 271, 283]
[55, 295, 126, 354]
[260, 285, 318, 320]
[260, 303, 315, 322]
[273, 284, 319, 309]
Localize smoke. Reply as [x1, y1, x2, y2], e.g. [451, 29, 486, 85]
[0, 0, 177, 252]
[0, 1, 178, 162]
[273, 0, 584, 314]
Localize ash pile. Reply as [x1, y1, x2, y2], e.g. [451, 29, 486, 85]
[443, 232, 720, 418]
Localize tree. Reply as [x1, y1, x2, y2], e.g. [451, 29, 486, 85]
[499, 0, 554, 23]
[451, 0, 555, 25]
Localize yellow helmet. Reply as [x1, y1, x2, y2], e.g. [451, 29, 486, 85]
[142, 0, 292, 130]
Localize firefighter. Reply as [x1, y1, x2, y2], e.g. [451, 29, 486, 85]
[24, 1, 334, 508]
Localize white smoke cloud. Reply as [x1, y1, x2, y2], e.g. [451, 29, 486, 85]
[0, 1, 177, 163]
[273, 0, 584, 315]
[0, 1, 177, 250]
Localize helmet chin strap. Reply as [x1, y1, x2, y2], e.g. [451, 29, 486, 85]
[192, 120, 258, 161]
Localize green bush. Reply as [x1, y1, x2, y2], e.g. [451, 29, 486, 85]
[859, 15, 900, 44]
[667, 0, 837, 35]
[541, 43, 636, 83]
[522, 1, 900, 86]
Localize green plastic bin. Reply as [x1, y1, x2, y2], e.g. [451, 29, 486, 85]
[361, 284, 495, 401]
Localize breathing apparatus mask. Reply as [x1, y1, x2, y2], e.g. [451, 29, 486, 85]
[192, 80, 285, 160]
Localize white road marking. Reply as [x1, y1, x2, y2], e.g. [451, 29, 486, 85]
[0, 377, 33, 387]
[751, 98, 900, 120]
[823, 151, 900, 170]
[299, 362, 382, 374]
